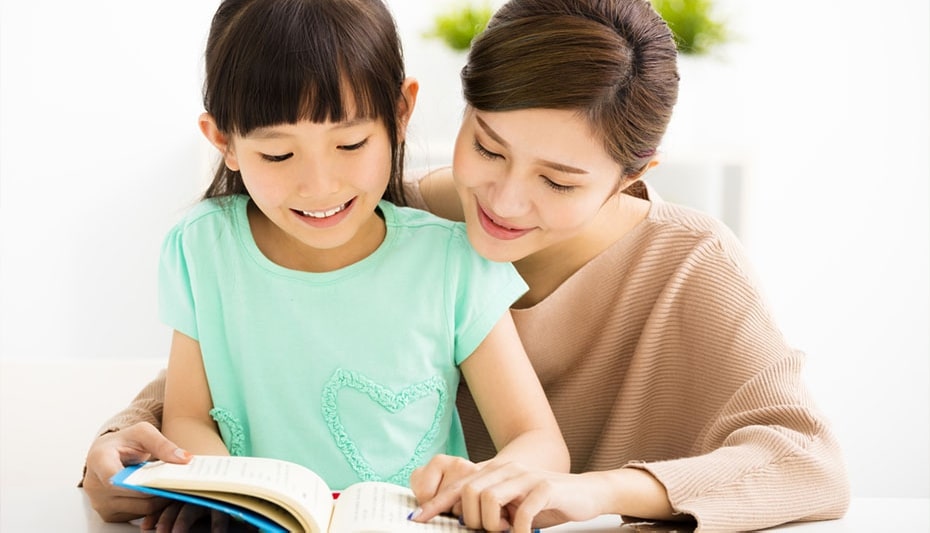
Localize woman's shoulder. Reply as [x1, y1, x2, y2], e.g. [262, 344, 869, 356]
[404, 166, 464, 222]
[584, 190, 757, 290]
[638, 189, 746, 259]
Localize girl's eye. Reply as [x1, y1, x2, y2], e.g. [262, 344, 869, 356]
[543, 176, 576, 194]
[473, 139, 502, 160]
[261, 153, 292, 163]
[338, 138, 368, 151]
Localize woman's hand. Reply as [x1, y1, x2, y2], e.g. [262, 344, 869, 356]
[141, 502, 261, 533]
[411, 457, 612, 532]
[82, 422, 192, 522]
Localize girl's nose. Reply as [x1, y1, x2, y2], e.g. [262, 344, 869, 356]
[294, 159, 339, 197]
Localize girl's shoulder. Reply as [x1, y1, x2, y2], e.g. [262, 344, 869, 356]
[163, 195, 248, 249]
[381, 200, 468, 245]
[172, 195, 246, 230]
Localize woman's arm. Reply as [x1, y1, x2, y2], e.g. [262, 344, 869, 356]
[163, 330, 228, 455]
[412, 462, 677, 533]
[410, 166, 465, 222]
[81, 370, 190, 523]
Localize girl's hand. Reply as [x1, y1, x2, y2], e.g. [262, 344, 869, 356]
[409, 454, 483, 517]
[411, 461, 612, 533]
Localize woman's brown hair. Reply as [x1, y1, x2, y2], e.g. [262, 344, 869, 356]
[462, 0, 679, 179]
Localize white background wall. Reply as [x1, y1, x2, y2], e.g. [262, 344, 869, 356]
[1, 0, 927, 499]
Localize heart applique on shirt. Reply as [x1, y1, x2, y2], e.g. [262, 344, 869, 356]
[321, 368, 448, 485]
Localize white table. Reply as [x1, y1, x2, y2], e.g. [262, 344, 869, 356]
[2, 359, 928, 531]
[0, 487, 926, 532]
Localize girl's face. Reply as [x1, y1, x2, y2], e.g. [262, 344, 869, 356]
[206, 114, 394, 271]
[453, 107, 626, 263]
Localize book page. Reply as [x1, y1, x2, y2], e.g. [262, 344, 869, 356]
[123, 456, 334, 532]
[329, 481, 477, 532]
[178, 488, 304, 532]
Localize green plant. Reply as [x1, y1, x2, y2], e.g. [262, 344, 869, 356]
[424, 3, 494, 52]
[651, 0, 728, 55]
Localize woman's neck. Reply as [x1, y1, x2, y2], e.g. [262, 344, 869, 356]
[512, 193, 649, 309]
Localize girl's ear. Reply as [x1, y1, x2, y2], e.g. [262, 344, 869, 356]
[396, 78, 419, 142]
[198, 112, 240, 171]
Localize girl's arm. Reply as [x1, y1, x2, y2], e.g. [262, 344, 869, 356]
[163, 330, 228, 455]
[409, 312, 569, 530]
[458, 311, 569, 472]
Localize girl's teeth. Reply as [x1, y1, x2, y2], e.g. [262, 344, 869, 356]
[301, 202, 346, 218]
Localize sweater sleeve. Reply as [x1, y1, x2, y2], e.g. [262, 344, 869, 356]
[626, 233, 850, 531]
[630, 357, 850, 531]
[402, 168, 430, 211]
[96, 370, 167, 434]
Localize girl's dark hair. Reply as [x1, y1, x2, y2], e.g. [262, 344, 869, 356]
[462, 0, 679, 180]
[201, 0, 408, 205]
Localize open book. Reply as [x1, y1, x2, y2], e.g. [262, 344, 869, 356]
[111, 455, 479, 532]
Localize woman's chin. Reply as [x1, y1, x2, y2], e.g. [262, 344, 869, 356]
[466, 225, 530, 263]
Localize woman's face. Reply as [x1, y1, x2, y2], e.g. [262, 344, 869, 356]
[453, 107, 625, 263]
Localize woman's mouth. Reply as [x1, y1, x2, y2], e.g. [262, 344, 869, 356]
[476, 204, 532, 240]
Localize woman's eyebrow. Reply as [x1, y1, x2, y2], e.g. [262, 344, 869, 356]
[476, 115, 511, 148]
[475, 115, 589, 175]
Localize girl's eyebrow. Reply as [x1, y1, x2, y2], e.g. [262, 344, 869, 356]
[248, 118, 374, 139]
[475, 115, 589, 175]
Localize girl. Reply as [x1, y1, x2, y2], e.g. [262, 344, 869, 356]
[154, 0, 567, 528]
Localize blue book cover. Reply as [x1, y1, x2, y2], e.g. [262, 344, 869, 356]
[111, 457, 540, 532]
[112, 463, 287, 532]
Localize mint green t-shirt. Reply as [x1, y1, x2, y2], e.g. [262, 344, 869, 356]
[159, 195, 527, 489]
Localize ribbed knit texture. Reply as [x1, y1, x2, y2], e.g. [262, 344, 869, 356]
[102, 183, 849, 531]
[453, 198, 850, 531]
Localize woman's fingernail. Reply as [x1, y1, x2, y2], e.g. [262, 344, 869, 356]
[407, 508, 422, 520]
[174, 448, 192, 460]
[459, 515, 465, 526]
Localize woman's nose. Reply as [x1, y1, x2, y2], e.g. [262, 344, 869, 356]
[487, 171, 530, 218]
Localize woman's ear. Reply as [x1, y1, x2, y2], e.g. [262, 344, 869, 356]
[198, 112, 240, 171]
[396, 78, 419, 141]
[618, 158, 659, 193]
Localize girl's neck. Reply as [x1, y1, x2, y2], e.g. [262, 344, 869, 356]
[247, 201, 386, 273]
[512, 193, 649, 309]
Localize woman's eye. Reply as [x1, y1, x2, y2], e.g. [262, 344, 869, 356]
[473, 139, 502, 160]
[543, 176, 576, 194]
[261, 153, 292, 163]
[338, 138, 368, 151]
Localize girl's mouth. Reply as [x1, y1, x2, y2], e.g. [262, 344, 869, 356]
[295, 199, 352, 218]
[292, 198, 355, 227]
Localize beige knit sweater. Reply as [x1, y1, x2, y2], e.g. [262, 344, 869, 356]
[97, 186, 849, 531]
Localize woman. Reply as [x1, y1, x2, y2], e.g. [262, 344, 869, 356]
[82, 0, 849, 531]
